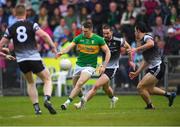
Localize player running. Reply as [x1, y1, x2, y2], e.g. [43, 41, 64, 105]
[74, 24, 135, 109]
[56, 21, 111, 110]
[0, 4, 57, 115]
[128, 22, 176, 109]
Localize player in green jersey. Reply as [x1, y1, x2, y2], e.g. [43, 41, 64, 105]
[56, 21, 111, 110]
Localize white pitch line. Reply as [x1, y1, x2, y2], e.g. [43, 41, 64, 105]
[10, 115, 25, 119]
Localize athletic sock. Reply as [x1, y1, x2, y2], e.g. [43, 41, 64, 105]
[33, 103, 41, 111]
[44, 95, 51, 102]
[109, 95, 114, 99]
[78, 91, 83, 98]
[164, 92, 171, 97]
[64, 97, 73, 105]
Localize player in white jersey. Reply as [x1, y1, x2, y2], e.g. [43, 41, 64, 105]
[0, 4, 57, 115]
[128, 22, 176, 109]
[74, 24, 135, 109]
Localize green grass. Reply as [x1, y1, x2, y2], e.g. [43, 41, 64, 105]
[0, 95, 179, 126]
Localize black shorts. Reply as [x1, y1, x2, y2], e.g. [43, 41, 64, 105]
[104, 68, 118, 79]
[147, 62, 165, 80]
[18, 60, 45, 74]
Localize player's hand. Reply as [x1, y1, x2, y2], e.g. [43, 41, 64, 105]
[99, 65, 106, 75]
[1, 48, 10, 54]
[51, 47, 57, 54]
[55, 52, 63, 58]
[129, 71, 139, 80]
[129, 61, 136, 71]
[127, 48, 136, 54]
[5, 55, 16, 61]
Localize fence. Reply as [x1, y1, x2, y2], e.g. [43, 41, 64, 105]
[0, 55, 179, 96]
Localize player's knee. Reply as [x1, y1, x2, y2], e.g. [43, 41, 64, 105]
[76, 81, 84, 86]
[137, 83, 144, 92]
[75, 84, 82, 90]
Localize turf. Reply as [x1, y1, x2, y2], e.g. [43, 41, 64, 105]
[0, 95, 179, 126]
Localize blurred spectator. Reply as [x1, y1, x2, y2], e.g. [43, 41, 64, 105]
[107, 1, 121, 27]
[53, 18, 68, 43]
[143, 0, 160, 16]
[78, 6, 90, 24]
[133, 0, 142, 14]
[3, 0, 14, 16]
[120, 2, 137, 25]
[29, 0, 40, 14]
[64, 5, 78, 31]
[26, 6, 38, 23]
[0, 7, 8, 25]
[173, 16, 180, 41]
[148, 6, 164, 27]
[161, 0, 173, 19]
[42, 0, 59, 18]
[71, 21, 81, 38]
[121, 16, 136, 45]
[136, 6, 149, 27]
[115, 47, 130, 88]
[48, 7, 62, 31]
[169, 6, 178, 25]
[38, 6, 48, 26]
[91, 2, 107, 35]
[0, 0, 6, 7]
[0, 23, 7, 38]
[8, 8, 16, 26]
[85, 0, 98, 13]
[154, 35, 165, 55]
[164, 27, 179, 55]
[16, 0, 31, 7]
[38, 21, 53, 57]
[59, 0, 69, 17]
[151, 16, 167, 41]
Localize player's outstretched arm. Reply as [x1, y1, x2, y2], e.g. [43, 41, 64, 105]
[127, 39, 154, 54]
[36, 29, 57, 54]
[99, 44, 111, 74]
[124, 41, 136, 70]
[0, 38, 15, 60]
[56, 42, 76, 58]
[129, 60, 148, 79]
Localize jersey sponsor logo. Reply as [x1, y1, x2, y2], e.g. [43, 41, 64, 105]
[77, 44, 99, 54]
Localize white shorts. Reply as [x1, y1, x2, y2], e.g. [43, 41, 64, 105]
[73, 65, 96, 77]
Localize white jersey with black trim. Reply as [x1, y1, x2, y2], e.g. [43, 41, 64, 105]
[3, 19, 41, 62]
[103, 34, 125, 68]
[141, 34, 162, 68]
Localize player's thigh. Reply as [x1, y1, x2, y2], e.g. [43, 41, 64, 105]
[138, 72, 158, 89]
[76, 71, 92, 87]
[36, 68, 51, 82]
[24, 71, 35, 84]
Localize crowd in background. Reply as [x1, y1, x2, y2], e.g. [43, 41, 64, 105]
[0, 0, 180, 88]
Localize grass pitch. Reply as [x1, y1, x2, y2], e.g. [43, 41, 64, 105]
[0, 95, 179, 126]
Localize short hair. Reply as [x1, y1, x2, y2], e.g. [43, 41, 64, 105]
[102, 24, 111, 30]
[15, 4, 26, 16]
[135, 22, 148, 33]
[82, 21, 93, 29]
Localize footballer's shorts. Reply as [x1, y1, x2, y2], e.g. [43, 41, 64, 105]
[18, 60, 45, 74]
[146, 62, 165, 80]
[73, 64, 96, 77]
[104, 68, 118, 80]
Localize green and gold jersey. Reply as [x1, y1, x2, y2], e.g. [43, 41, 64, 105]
[73, 33, 105, 68]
